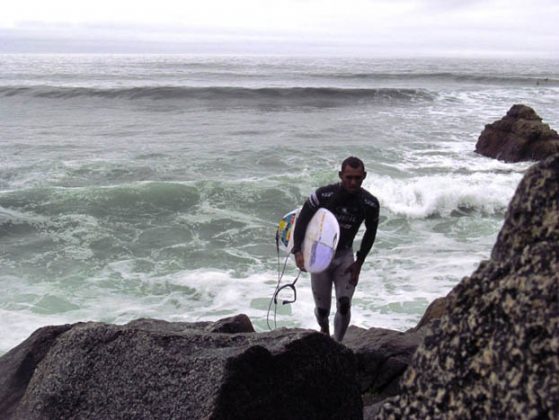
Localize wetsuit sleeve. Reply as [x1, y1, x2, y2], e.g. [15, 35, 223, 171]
[291, 190, 321, 254]
[356, 197, 380, 263]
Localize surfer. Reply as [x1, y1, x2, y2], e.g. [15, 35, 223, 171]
[292, 156, 379, 341]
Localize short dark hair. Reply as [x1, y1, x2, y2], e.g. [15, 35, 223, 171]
[341, 156, 365, 172]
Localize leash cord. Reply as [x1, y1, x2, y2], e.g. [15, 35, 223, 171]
[266, 250, 300, 330]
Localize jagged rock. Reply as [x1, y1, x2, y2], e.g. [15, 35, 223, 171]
[343, 326, 423, 402]
[377, 154, 559, 419]
[0, 317, 362, 419]
[475, 104, 559, 162]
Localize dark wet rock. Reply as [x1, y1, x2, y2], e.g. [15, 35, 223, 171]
[475, 104, 559, 162]
[125, 314, 255, 334]
[343, 326, 423, 403]
[0, 325, 72, 419]
[0, 317, 362, 420]
[410, 296, 447, 332]
[356, 296, 446, 417]
[377, 155, 559, 419]
[206, 313, 256, 333]
[125, 317, 212, 332]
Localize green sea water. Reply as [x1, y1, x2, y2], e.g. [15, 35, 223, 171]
[1, 54, 557, 354]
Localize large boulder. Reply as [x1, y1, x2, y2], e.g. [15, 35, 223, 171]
[0, 325, 73, 419]
[475, 104, 559, 162]
[343, 326, 423, 404]
[344, 299, 446, 419]
[0, 316, 362, 420]
[377, 154, 559, 418]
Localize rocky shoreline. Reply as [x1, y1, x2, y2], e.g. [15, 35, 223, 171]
[1, 314, 432, 419]
[1, 111, 558, 419]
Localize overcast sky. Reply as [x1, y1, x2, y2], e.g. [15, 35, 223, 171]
[1, 0, 558, 57]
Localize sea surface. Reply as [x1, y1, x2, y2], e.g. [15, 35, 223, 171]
[1, 54, 558, 354]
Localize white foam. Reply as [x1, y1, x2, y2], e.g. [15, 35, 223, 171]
[0, 309, 73, 354]
[365, 171, 523, 218]
[0, 205, 48, 225]
[0, 255, 474, 355]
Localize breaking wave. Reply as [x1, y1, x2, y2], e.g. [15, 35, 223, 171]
[0, 85, 434, 104]
[369, 172, 523, 219]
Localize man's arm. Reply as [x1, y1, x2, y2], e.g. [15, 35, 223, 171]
[346, 196, 379, 285]
[356, 198, 380, 263]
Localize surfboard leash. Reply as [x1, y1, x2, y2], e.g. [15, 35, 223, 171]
[266, 247, 301, 330]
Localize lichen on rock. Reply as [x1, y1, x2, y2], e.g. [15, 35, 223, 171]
[377, 154, 559, 419]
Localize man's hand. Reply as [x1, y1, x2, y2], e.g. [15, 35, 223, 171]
[345, 260, 363, 287]
[294, 251, 306, 272]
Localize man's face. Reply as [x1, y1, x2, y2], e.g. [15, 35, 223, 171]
[339, 165, 366, 194]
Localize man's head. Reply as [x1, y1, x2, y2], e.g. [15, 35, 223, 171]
[339, 156, 366, 194]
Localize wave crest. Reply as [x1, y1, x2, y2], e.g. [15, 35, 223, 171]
[0, 85, 434, 104]
[368, 173, 523, 218]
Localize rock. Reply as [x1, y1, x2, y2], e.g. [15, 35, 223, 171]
[475, 104, 559, 162]
[343, 326, 423, 402]
[363, 401, 384, 420]
[1, 317, 362, 420]
[490, 155, 559, 263]
[377, 154, 559, 419]
[206, 313, 256, 333]
[347, 296, 446, 416]
[0, 325, 72, 419]
[410, 296, 447, 331]
[124, 314, 255, 334]
[125, 317, 213, 332]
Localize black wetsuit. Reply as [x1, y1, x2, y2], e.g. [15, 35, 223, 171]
[292, 182, 380, 341]
[292, 183, 380, 262]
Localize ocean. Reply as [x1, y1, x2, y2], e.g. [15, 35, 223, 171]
[1, 54, 558, 355]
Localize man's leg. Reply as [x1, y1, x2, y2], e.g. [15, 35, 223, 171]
[311, 269, 333, 335]
[333, 250, 356, 341]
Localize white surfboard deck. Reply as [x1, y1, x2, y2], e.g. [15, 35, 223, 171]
[302, 208, 340, 273]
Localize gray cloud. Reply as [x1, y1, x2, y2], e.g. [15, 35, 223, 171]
[1, 0, 557, 57]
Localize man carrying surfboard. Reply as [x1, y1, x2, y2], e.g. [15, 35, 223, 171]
[292, 156, 379, 341]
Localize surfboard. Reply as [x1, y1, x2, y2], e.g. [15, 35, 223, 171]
[302, 208, 340, 273]
[276, 207, 340, 273]
[276, 208, 299, 253]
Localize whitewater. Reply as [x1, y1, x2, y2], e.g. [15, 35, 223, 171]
[1, 54, 558, 354]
